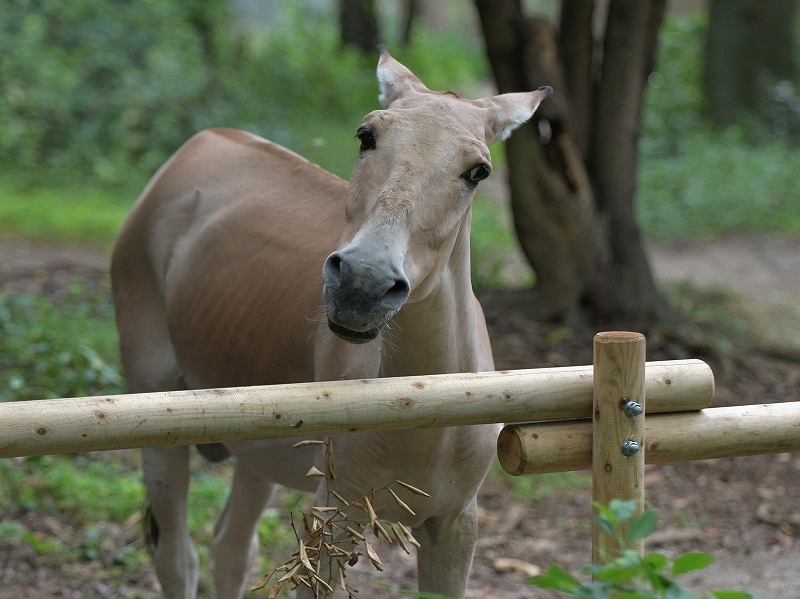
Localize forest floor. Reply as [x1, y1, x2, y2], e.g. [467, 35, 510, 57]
[0, 235, 799, 599]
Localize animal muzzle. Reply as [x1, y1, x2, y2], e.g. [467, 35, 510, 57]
[322, 247, 410, 344]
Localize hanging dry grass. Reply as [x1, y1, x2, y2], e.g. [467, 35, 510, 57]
[250, 437, 428, 598]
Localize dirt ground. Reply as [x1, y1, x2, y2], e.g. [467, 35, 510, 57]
[0, 235, 799, 598]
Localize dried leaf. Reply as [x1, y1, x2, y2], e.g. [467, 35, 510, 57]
[293, 440, 325, 447]
[345, 526, 365, 541]
[395, 480, 431, 497]
[374, 520, 393, 543]
[363, 495, 378, 529]
[388, 488, 416, 516]
[398, 522, 422, 549]
[364, 540, 384, 571]
[276, 563, 302, 584]
[331, 490, 349, 506]
[249, 571, 274, 592]
[392, 524, 410, 554]
[298, 540, 315, 571]
[305, 466, 326, 477]
[268, 580, 285, 599]
[297, 574, 312, 588]
[339, 564, 347, 591]
[326, 438, 336, 480]
[347, 550, 359, 567]
[310, 572, 334, 593]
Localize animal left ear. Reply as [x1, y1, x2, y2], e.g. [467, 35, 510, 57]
[376, 45, 428, 108]
[479, 87, 553, 143]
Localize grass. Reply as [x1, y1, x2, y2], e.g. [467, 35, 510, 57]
[0, 175, 142, 250]
[0, 450, 302, 597]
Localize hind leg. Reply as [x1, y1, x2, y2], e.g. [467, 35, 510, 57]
[414, 499, 480, 599]
[213, 454, 279, 599]
[143, 445, 198, 599]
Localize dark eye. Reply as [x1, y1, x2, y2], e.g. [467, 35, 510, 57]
[463, 164, 491, 187]
[356, 127, 376, 152]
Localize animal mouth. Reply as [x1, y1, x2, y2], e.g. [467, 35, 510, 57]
[327, 319, 381, 344]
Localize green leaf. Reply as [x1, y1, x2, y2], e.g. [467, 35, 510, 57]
[710, 591, 760, 599]
[664, 582, 702, 599]
[616, 592, 659, 599]
[628, 509, 658, 541]
[642, 552, 668, 571]
[528, 563, 582, 593]
[609, 499, 638, 522]
[593, 502, 617, 524]
[672, 552, 715, 576]
[596, 516, 618, 538]
[594, 563, 640, 583]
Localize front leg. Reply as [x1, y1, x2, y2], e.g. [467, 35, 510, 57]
[415, 499, 480, 599]
[142, 446, 199, 599]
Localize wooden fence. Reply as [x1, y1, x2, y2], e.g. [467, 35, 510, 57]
[1, 331, 799, 561]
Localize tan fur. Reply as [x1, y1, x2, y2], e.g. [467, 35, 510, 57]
[111, 50, 549, 599]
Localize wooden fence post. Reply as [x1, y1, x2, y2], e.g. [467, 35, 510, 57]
[592, 331, 646, 562]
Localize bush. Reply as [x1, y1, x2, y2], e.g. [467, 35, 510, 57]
[0, 1, 486, 186]
[0, 0, 216, 182]
[0, 292, 123, 402]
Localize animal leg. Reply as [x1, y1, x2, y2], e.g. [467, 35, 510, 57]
[213, 459, 277, 599]
[414, 499, 480, 599]
[142, 446, 198, 599]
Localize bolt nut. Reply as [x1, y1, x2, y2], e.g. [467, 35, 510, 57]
[622, 400, 643, 418]
[621, 439, 640, 457]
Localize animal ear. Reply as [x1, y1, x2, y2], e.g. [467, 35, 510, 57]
[376, 45, 428, 108]
[479, 87, 553, 143]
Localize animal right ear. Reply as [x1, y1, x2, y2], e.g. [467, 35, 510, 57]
[478, 87, 553, 143]
[376, 45, 429, 108]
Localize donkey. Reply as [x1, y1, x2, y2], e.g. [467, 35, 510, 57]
[111, 47, 550, 598]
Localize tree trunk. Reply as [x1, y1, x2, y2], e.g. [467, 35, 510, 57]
[475, 0, 669, 324]
[588, 0, 667, 319]
[706, 0, 799, 127]
[476, 0, 604, 322]
[339, 0, 380, 53]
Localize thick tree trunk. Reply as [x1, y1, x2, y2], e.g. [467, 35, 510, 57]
[558, 0, 595, 156]
[588, 0, 668, 319]
[339, 0, 380, 53]
[476, 0, 603, 321]
[706, 0, 799, 127]
[475, 0, 669, 324]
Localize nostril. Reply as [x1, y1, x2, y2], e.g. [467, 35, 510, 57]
[323, 253, 343, 286]
[382, 277, 410, 306]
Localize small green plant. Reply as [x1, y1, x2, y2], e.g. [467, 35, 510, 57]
[530, 499, 762, 599]
[0, 292, 124, 402]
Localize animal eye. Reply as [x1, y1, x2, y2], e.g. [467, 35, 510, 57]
[356, 128, 376, 152]
[463, 164, 491, 186]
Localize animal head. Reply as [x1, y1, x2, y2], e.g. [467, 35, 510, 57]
[323, 47, 551, 344]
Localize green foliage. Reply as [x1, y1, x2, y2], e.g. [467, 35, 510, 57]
[0, 0, 486, 186]
[639, 14, 800, 240]
[0, 176, 135, 247]
[0, 0, 216, 182]
[0, 292, 124, 402]
[529, 500, 762, 599]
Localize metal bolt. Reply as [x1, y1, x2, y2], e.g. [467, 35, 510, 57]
[622, 400, 643, 418]
[620, 439, 640, 457]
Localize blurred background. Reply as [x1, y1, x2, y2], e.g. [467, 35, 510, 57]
[1, 1, 800, 597]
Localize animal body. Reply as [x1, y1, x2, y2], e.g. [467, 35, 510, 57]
[111, 47, 550, 598]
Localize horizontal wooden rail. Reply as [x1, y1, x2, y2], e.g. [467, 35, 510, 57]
[498, 401, 800, 475]
[0, 360, 712, 458]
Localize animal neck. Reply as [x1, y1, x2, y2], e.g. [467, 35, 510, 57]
[379, 212, 493, 378]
